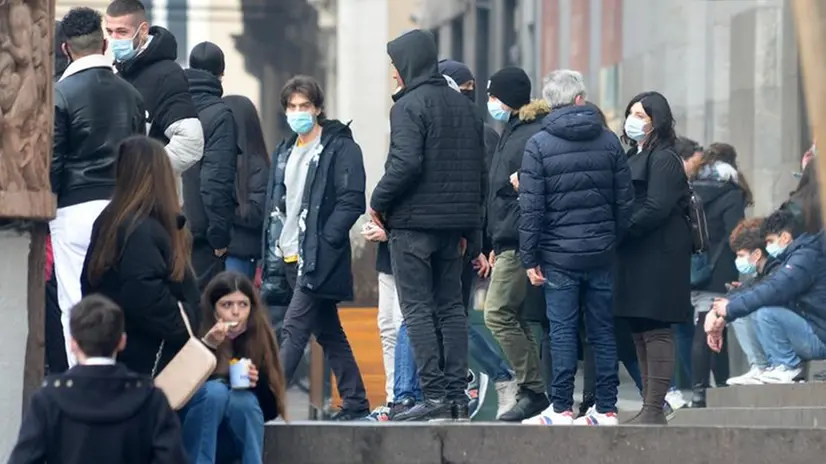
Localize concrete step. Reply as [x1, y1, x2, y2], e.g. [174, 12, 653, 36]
[265, 423, 826, 464]
[670, 406, 826, 427]
[707, 382, 826, 407]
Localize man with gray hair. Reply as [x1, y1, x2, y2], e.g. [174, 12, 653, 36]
[518, 69, 634, 426]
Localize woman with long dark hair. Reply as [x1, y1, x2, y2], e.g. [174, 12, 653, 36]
[614, 91, 693, 424]
[682, 142, 750, 406]
[222, 95, 270, 279]
[81, 136, 200, 376]
[180, 271, 286, 462]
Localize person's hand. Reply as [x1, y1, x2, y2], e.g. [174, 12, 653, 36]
[707, 332, 723, 353]
[361, 223, 387, 242]
[472, 253, 491, 278]
[527, 267, 545, 286]
[202, 320, 230, 348]
[729, 281, 742, 288]
[712, 298, 729, 318]
[368, 208, 384, 229]
[488, 250, 496, 267]
[712, 316, 726, 332]
[459, 238, 467, 256]
[214, 248, 227, 257]
[509, 172, 519, 191]
[248, 362, 259, 388]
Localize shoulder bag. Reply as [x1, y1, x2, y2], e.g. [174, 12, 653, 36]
[152, 303, 217, 410]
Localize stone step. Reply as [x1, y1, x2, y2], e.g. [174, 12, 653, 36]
[265, 423, 825, 463]
[707, 382, 826, 407]
[670, 406, 826, 427]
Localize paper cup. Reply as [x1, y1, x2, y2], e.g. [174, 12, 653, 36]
[229, 358, 252, 389]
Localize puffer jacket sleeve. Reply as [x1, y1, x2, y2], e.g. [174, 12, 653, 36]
[201, 108, 238, 250]
[518, 135, 546, 269]
[611, 140, 634, 238]
[726, 247, 821, 320]
[260, 145, 292, 306]
[370, 102, 425, 214]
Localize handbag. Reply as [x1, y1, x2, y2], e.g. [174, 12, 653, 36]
[152, 302, 217, 410]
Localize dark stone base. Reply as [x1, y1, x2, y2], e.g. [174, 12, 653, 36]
[264, 423, 826, 463]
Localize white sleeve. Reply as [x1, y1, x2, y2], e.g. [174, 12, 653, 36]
[164, 117, 204, 174]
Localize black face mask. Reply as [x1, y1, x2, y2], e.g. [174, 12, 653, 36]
[461, 89, 476, 102]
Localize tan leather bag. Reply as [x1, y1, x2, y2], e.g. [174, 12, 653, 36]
[152, 303, 217, 410]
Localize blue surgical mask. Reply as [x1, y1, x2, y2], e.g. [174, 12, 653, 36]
[766, 242, 787, 258]
[735, 257, 756, 275]
[487, 100, 510, 122]
[624, 115, 647, 142]
[111, 29, 141, 62]
[287, 111, 316, 135]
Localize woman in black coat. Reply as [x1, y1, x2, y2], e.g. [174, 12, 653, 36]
[81, 136, 200, 376]
[614, 91, 693, 424]
[223, 95, 270, 279]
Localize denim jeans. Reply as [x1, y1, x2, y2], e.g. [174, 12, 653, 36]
[730, 312, 769, 368]
[225, 256, 257, 279]
[671, 322, 694, 388]
[754, 306, 826, 368]
[180, 380, 264, 464]
[393, 321, 513, 401]
[543, 264, 618, 413]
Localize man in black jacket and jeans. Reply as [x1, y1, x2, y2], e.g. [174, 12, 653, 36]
[184, 42, 238, 289]
[51, 7, 145, 369]
[370, 29, 487, 422]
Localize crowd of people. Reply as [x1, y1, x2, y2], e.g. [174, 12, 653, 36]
[6, 0, 826, 461]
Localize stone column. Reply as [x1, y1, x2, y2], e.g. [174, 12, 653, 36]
[0, 0, 56, 458]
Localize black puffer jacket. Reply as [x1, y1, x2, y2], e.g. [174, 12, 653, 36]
[182, 68, 237, 250]
[53, 62, 144, 208]
[487, 100, 549, 254]
[518, 104, 633, 271]
[370, 30, 486, 235]
[692, 177, 746, 293]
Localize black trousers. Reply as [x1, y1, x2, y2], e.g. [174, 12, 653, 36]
[390, 229, 468, 402]
[45, 273, 68, 374]
[691, 311, 729, 388]
[278, 263, 369, 411]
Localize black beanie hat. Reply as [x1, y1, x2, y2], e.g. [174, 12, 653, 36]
[438, 59, 475, 86]
[189, 41, 225, 76]
[487, 67, 532, 109]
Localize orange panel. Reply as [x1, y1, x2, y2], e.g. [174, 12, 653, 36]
[329, 307, 386, 410]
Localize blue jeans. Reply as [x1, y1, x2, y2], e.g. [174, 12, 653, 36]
[543, 264, 618, 413]
[225, 256, 257, 279]
[393, 322, 513, 401]
[180, 380, 265, 464]
[671, 322, 694, 388]
[754, 306, 826, 368]
[730, 312, 769, 368]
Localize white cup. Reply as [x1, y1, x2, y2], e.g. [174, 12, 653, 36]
[229, 358, 252, 389]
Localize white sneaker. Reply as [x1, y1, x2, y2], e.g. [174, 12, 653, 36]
[494, 379, 518, 419]
[522, 406, 574, 425]
[759, 365, 803, 384]
[665, 389, 687, 409]
[726, 366, 767, 385]
[573, 406, 619, 426]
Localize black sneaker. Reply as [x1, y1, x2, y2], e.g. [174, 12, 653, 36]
[388, 396, 417, 420]
[451, 401, 471, 422]
[498, 389, 550, 422]
[393, 399, 452, 422]
[330, 407, 370, 421]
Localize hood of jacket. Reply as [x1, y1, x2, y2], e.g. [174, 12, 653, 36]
[387, 30, 444, 98]
[541, 104, 604, 142]
[783, 230, 825, 258]
[185, 68, 224, 110]
[515, 99, 551, 124]
[691, 178, 741, 206]
[47, 364, 155, 423]
[117, 26, 178, 77]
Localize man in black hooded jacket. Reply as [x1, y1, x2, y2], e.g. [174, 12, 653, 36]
[184, 42, 238, 289]
[370, 29, 487, 421]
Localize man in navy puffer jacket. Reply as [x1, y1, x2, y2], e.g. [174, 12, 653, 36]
[518, 69, 633, 426]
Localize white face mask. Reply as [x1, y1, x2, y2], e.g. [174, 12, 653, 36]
[624, 115, 647, 142]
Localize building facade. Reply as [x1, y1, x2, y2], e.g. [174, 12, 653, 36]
[418, 0, 806, 214]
